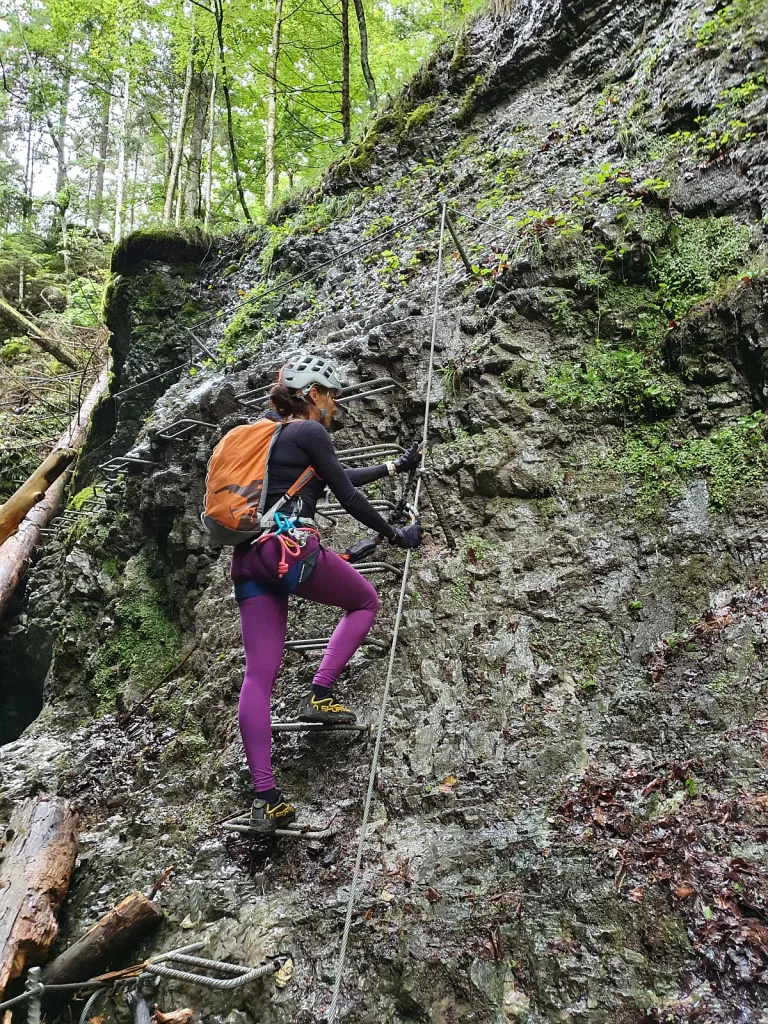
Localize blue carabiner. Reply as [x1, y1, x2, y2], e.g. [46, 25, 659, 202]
[273, 511, 298, 537]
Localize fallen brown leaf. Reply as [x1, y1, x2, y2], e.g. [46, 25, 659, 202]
[153, 1009, 193, 1024]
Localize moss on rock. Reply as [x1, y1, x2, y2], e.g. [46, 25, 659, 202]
[111, 226, 214, 275]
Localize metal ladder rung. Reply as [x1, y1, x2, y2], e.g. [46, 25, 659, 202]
[155, 418, 216, 441]
[272, 721, 371, 734]
[285, 636, 388, 652]
[336, 384, 396, 404]
[317, 499, 397, 517]
[337, 376, 397, 399]
[100, 456, 155, 477]
[355, 562, 404, 578]
[144, 950, 280, 988]
[336, 443, 404, 464]
[222, 815, 338, 839]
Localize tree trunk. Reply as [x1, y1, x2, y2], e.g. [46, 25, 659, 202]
[130, 148, 140, 231]
[0, 449, 75, 548]
[20, 114, 33, 303]
[55, 65, 71, 197]
[175, 158, 186, 226]
[341, 0, 351, 144]
[0, 296, 78, 369]
[0, 797, 78, 1001]
[352, 0, 377, 110]
[42, 893, 163, 987]
[114, 68, 131, 244]
[0, 364, 110, 620]
[0, 475, 67, 621]
[204, 69, 217, 230]
[184, 72, 207, 220]
[92, 88, 111, 230]
[264, 0, 284, 210]
[214, 0, 251, 222]
[58, 198, 72, 305]
[163, 54, 195, 223]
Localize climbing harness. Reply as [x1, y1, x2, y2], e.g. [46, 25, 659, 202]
[325, 201, 448, 1024]
[256, 511, 319, 579]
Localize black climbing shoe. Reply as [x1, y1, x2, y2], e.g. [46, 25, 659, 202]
[249, 795, 297, 833]
[298, 691, 357, 724]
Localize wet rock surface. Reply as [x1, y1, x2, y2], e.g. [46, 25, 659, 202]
[3, 0, 768, 1021]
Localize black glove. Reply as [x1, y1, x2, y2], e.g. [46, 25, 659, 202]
[390, 523, 424, 549]
[395, 441, 421, 474]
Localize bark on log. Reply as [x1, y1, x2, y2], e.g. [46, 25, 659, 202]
[0, 797, 78, 1001]
[0, 472, 68, 621]
[0, 295, 79, 370]
[0, 449, 76, 548]
[0, 363, 110, 620]
[42, 893, 163, 986]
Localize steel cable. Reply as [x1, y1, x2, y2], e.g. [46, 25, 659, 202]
[325, 201, 448, 1024]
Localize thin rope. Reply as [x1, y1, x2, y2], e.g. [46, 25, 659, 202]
[326, 201, 448, 1024]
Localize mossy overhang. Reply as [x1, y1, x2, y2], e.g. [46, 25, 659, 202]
[111, 227, 216, 275]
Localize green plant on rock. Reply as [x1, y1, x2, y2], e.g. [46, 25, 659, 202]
[402, 100, 439, 136]
[441, 359, 461, 398]
[607, 413, 768, 518]
[463, 533, 494, 561]
[652, 215, 751, 320]
[92, 554, 183, 710]
[720, 74, 765, 108]
[545, 344, 684, 420]
[551, 300, 582, 335]
[67, 485, 98, 510]
[693, 0, 763, 48]
[0, 337, 31, 363]
[456, 73, 488, 126]
[364, 214, 395, 238]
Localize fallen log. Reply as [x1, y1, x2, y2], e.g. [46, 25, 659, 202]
[0, 362, 110, 620]
[0, 796, 78, 1001]
[42, 893, 163, 986]
[0, 472, 69, 621]
[0, 295, 79, 370]
[0, 448, 76, 547]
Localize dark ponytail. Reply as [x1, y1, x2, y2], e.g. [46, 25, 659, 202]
[269, 382, 310, 419]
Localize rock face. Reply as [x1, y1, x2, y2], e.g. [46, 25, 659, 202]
[3, 0, 768, 1021]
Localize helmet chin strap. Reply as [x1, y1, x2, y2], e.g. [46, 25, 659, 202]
[304, 386, 329, 425]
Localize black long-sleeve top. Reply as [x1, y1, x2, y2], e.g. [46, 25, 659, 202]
[264, 419, 397, 540]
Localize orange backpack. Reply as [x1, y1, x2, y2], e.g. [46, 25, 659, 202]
[202, 419, 316, 545]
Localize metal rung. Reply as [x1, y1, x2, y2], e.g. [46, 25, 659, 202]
[336, 443, 404, 464]
[240, 386, 272, 409]
[272, 721, 371, 734]
[222, 815, 338, 839]
[336, 384, 395, 404]
[100, 456, 155, 477]
[238, 384, 272, 402]
[285, 636, 388, 652]
[238, 377, 397, 409]
[317, 499, 397, 517]
[145, 955, 279, 989]
[155, 418, 216, 441]
[314, 507, 338, 525]
[337, 376, 397, 399]
[355, 562, 404, 578]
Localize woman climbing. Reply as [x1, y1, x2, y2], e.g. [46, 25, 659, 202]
[229, 354, 423, 832]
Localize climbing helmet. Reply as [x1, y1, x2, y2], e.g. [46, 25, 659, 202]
[279, 353, 344, 393]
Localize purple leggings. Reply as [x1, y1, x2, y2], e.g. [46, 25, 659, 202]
[232, 537, 379, 792]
